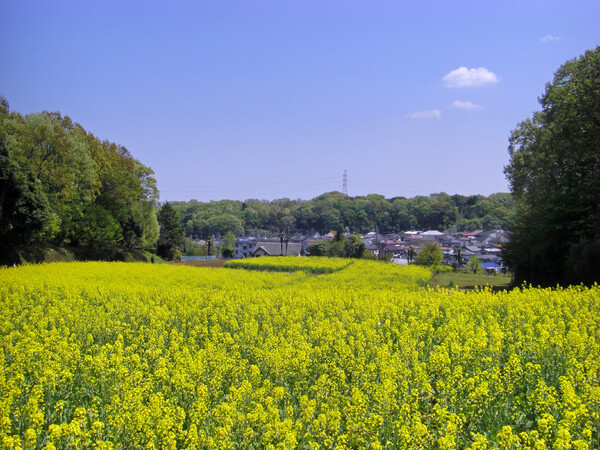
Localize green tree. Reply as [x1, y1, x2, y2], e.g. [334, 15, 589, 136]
[503, 47, 600, 286]
[157, 202, 184, 260]
[344, 234, 366, 258]
[204, 214, 244, 237]
[415, 242, 443, 266]
[306, 241, 327, 256]
[0, 140, 53, 263]
[183, 237, 207, 256]
[221, 231, 236, 258]
[0, 98, 160, 262]
[467, 255, 482, 274]
[79, 204, 123, 256]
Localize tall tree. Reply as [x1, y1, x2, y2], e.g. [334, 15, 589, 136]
[503, 47, 600, 286]
[157, 202, 184, 260]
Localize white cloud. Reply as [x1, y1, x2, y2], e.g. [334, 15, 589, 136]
[450, 100, 482, 110]
[442, 67, 499, 88]
[540, 35, 561, 43]
[406, 110, 442, 119]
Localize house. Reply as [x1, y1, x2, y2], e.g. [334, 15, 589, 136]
[462, 230, 484, 237]
[365, 244, 378, 256]
[443, 247, 472, 267]
[480, 253, 502, 262]
[251, 242, 303, 257]
[482, 261, 502, 274]
[466, 245, 483, 256]
[420, 230, 446, 241]
[476, 230, 510, 245]
[234, 238, 257, 259]
[441, 237, 462, 247]
[481, 247, 502, 257]
[382, 243, 407, 258]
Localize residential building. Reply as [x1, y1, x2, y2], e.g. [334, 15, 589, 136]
[234, 238, 257, 259]
[251, 242, 303, 257]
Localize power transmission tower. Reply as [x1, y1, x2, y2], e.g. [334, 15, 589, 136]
[342, 170, 348, 195]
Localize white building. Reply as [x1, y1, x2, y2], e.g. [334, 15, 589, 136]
[234, 238, 257, 259]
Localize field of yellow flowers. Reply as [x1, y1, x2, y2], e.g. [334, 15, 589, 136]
[1, 259, 599, 449]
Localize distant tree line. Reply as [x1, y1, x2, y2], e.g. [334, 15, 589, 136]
[171, 191, 515, 238]
[0, 98, 162, 264]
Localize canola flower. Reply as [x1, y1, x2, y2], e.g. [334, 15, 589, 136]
[0, 260, 599, 448]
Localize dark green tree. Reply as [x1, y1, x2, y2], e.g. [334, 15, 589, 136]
[221, 231, 236, 258]
[0, 141, 52, 264]
[344, 234, 366, 258]
[306, 241, 327, 256]
[503, 47, 600, 286]
[157, 202, 184, 260]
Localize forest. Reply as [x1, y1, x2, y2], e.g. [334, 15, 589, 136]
[0, 98, 159, 265]
[170, 191, 515, 239]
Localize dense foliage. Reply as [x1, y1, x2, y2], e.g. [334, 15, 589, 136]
[306, 233, 366, 259]
[504, 47, 600, 287]
[0, 98, 159, 264]
[157, 202, 185, 260]
[415, 242, 444, 266]
[2, 260, 599, 448]
[172, 191, 515, 239]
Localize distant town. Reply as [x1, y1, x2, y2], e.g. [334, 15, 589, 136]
[183, 229, 508, 274]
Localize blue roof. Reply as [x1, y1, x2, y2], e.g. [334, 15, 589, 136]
[482, 262, 501, 269]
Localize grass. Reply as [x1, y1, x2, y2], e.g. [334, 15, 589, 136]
[432, 270, 512, 291]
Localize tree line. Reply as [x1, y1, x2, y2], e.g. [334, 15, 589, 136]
[0, 98, 162, 264]
[171, 191, 515, 239]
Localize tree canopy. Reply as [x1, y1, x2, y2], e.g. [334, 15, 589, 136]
[503, 47, 600, 286]
[0, 99, 159, 264]
[171, 191, 515, 239]
[157, 202, 184, 260]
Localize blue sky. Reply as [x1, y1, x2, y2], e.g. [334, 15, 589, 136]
[2, 1, 599, 202]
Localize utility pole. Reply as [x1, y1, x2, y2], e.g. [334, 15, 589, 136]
[279, 232, 284, 256]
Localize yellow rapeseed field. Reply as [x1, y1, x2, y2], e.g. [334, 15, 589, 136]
[1, 259, 598, 448]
